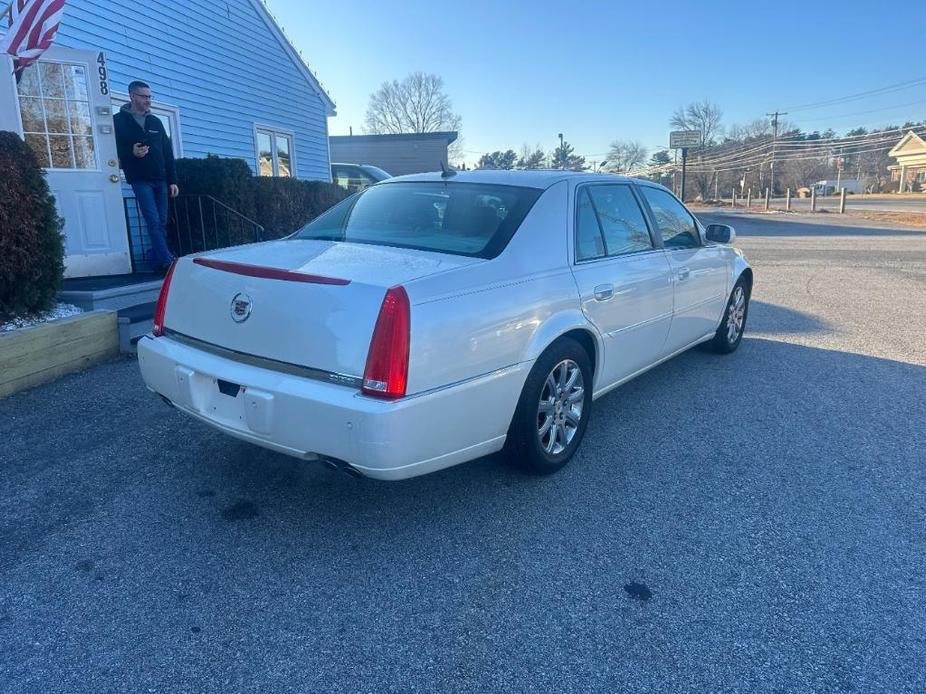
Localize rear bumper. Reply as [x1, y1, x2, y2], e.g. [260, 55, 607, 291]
[137, 335, 528, 480]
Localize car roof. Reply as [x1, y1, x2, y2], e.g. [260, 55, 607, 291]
[383, 169, 651, 190]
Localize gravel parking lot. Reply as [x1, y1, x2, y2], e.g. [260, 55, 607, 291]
[2, 212, 925, 693]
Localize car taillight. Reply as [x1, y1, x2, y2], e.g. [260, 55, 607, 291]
[152, 260, 178, 337]
[362, 286, 410, 399]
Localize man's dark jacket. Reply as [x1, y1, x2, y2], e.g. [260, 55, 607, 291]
[113, 105, 177, 185]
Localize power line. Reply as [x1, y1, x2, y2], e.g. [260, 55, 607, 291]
[782, 76, 926, 112]
[794, 97, 926, 123]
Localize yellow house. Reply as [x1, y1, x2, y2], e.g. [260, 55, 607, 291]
[888, 131, 926, 193]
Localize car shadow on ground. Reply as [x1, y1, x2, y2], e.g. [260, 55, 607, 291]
[183, 336, 924, 541]
[747, 300, 834, 334]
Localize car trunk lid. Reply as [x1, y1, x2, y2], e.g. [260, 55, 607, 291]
[162, 239, 479, 378]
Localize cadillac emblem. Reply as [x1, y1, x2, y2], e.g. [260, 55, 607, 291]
[230, 293, 253, 323]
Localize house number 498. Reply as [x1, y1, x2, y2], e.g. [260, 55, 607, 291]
[97, 52, 109, 95]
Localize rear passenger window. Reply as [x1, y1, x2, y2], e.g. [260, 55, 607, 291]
[586, 185, 653, 256]
[576, 188, 605, 260]
[639, 187, 701, 249]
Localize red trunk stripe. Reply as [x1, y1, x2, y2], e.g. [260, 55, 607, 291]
[193, 258, 351, 285]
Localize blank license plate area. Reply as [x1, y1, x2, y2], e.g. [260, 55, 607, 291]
[217, 378, 241, 397]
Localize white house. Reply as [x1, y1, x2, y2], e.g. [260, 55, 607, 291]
[888, 131, 926, 193]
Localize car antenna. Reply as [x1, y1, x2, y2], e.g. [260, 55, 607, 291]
[440, 162, 457, 178]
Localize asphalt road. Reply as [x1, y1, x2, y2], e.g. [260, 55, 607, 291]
[722, 194, 926, 214]
[3, 215, 925, 692]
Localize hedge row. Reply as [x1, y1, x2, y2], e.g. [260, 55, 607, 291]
[174, 155, 348, 241]
[0, 131, 65, 320]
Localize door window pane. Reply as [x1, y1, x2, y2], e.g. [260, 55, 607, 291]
[44, 99, 69, 133]
[68, 102, 92, 135]
[17, 64, 41, 96]
[639, 187, 700, 249]
[25, 134, 51, 167]
[575, 188, 605, 261]
[587, 185, 652, 256]
[19, 97, 45, 132]
[39, 62, 66, 99]
[63, 65, 89, 101]
[72, 136, 96, 169]
[275, 134, 292, 177]
[49, 134, 74, 168]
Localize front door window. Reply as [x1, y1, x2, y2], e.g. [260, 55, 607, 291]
[16, 62, 97, 170]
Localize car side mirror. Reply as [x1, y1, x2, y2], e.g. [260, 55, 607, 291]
[705, 223, 736, 244]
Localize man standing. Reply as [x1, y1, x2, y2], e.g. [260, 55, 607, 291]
[113, 80, 178, 272]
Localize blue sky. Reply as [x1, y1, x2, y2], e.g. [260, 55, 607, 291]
[271, 0, 926, 165]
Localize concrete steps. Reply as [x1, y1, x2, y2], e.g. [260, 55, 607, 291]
[59, 274, 163, 354]
[117, 302, 155, 353]
[59, 274, 164, 312]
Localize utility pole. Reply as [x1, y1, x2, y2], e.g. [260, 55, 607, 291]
[767, 110, 788, 199]
[558, 133, 565, 170]
[680, 148, 688, 202]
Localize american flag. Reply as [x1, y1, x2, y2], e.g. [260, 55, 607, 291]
[0, 0, 66, 73]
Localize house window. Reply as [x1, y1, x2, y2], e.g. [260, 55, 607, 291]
[256, 127, 294, 177]
[16, 61, 97, 169]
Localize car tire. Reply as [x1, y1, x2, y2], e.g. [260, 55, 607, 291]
[506, 337, 593, 474]
[707, 278, 750, 354]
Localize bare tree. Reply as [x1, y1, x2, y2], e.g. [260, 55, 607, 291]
[727, 117, 797, 143]
[605, 140, 648, 173]
[670, 100, 724, 146]
[364, 72, 463, 157]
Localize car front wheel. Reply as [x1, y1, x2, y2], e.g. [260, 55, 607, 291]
[506, 337, 593, 474]
[708, 278, 749, 353]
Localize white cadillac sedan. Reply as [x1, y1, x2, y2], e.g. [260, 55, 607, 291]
[138, 170, 752, 480]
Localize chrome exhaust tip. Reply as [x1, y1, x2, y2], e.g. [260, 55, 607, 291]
[321, 457, 364, 479]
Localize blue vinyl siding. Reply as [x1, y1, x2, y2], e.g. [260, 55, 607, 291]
[53, 0, 333, 181]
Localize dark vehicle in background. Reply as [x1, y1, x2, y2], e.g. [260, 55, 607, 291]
[331, 163, 391, 192]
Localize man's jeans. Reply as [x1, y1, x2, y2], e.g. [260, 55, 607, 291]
[131, 180, 174, 269]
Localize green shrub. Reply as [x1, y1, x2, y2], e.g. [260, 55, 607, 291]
[0, 131, 65, 320]
[253, 177, 349, 239]
[173, 155, 347, 243]
[174, 154, 256, 216]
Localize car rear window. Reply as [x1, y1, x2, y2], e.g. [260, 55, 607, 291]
[294, 182, 543, 259]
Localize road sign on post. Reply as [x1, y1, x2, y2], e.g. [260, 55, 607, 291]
[669, 131, 702, 149]
[670, 131, 701, 202]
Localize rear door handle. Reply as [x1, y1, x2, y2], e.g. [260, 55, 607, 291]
[593, 284, 614, 301]
[677, 267, 690, 281]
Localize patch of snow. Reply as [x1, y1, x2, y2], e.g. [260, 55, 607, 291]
[0, 303, 83, 333]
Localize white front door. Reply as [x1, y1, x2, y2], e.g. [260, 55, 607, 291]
[636, 186, 729, 351]
[1, 48, 129, 277]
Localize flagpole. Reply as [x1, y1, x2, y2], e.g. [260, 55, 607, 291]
[1, 1, 13, 81]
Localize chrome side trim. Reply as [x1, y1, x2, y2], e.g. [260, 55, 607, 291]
[162, 329, 362, 389]
[604, 311, 674, 338]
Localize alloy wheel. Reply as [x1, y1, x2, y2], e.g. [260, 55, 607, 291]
[537, 359, 585, 456]
[726, 286, 746, 343]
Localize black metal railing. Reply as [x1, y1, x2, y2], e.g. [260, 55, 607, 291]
[125, 194, 265, 272]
